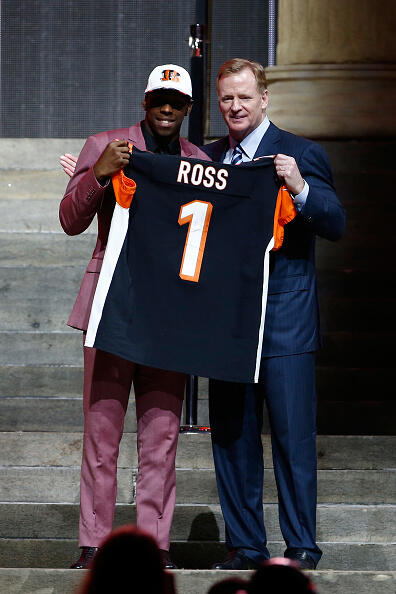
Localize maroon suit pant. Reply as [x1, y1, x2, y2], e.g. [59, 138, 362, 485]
[79, 344, 185, 550]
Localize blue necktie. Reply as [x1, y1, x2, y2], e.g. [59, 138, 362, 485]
[231, 144, 243, 165]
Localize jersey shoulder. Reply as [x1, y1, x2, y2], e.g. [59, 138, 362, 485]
[180, 138, 211, 161]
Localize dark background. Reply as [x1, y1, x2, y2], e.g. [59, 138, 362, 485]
[0, 0, 269, 138]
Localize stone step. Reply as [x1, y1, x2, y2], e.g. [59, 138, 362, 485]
[0, 173, 69, 204]
[0, 228, 378, 272]
[2, 394, 393, 435]
[0, 233, 96, 268]
[0, 365, 84, 397]
[1, 364, 393, 402]
[0, 568, 395, 594]
[178, 569, 396, 594]
[0, 397, 136, 433]
[1, 503, 395, 543]
[0, 266, 85, 332]
[1, 433, 394, 470]
[0, 539, 395, 572]
[0, 139, 85, 170]
[0, 230, 386, 275]
[0, 330, 393, 368]
[0, 365, 204, 399]
[0, 264, 390, 338]
[1, 465, 395, 504]
[0, 249, 384, 299]
[172, 544, 396, 573]
[1, 392, 394, 437]
[1, 229, 381, 271]
[2, 265, 393, 333]
[0, 195, 66, 235]
[0, 396, 212, 433]
[0, 209, 385, 278]
[0, 332, 82, 365]
[0, 218, 381, 284]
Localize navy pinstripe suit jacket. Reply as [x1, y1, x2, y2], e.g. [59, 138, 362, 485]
[202, 122, 346, 358]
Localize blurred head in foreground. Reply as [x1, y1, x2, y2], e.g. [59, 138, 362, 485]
[249, 557, 317, 594]
[76, 525, 166, 594]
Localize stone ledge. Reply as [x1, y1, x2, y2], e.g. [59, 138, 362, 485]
[0, 568, 395, 594]
[0, 139, 85, 171]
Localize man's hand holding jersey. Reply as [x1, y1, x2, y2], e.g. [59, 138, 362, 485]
[274, 153, 305, 196]
[93, 140, 131, 184]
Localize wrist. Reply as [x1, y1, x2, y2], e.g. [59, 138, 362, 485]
[93, 164, 109, 185]
[291, 180, 305, 196]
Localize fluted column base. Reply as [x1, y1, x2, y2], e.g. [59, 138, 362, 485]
[266, 64, 396, 139]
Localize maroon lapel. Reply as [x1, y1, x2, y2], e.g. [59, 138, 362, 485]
[127, 122, 147, 150]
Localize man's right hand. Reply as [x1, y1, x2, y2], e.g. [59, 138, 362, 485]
[93, 140, 131, 183]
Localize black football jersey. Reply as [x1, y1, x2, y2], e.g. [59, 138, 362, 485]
[86, 148, 280, 383]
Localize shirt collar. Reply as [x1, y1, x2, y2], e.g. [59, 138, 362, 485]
[229, 116, 270, 160]
[140, 121, 181, 155]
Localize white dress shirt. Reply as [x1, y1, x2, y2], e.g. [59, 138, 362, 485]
[223, 116, 309, 210]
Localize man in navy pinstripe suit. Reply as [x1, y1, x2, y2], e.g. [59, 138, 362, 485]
[202, 59, 346, 570]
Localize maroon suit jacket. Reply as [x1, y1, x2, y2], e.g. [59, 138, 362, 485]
[59, 122, 210, 331]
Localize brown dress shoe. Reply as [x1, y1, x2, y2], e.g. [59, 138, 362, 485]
[70, 546, 99, 569]
[160, 549, 178, 569]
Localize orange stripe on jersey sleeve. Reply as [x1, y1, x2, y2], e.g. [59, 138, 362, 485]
[272, 186, 297, 251]
[112, 170, 137, 209]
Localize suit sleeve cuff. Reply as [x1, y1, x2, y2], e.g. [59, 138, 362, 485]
[82, 166, 110, 203]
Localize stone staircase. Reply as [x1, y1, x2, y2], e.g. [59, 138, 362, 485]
[0, 139, 395, 594]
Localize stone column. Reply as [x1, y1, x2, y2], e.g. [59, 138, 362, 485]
[266, 0, 396, 138]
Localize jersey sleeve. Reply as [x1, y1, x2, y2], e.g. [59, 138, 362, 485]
[111, 170, 137, 209]
[111, 143, 136, 209]
[271, 186, 297, 251]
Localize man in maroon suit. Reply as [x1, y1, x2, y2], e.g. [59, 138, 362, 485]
[59, 64, 209, 569]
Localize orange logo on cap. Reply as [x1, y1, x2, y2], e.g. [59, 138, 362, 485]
[161, 70, 180, 82]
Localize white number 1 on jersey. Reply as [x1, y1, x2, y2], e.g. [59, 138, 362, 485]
[178, 200, 213, 282]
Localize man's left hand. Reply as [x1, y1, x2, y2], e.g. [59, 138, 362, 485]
[60, 153, 77, 178]
[274, 154, 304, 196]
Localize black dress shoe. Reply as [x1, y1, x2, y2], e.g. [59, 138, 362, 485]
[284, 548, 316, 569]
[70, 546, 99, 569]
[160, 549, 178, 569]
[212, 550, 259, 570]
